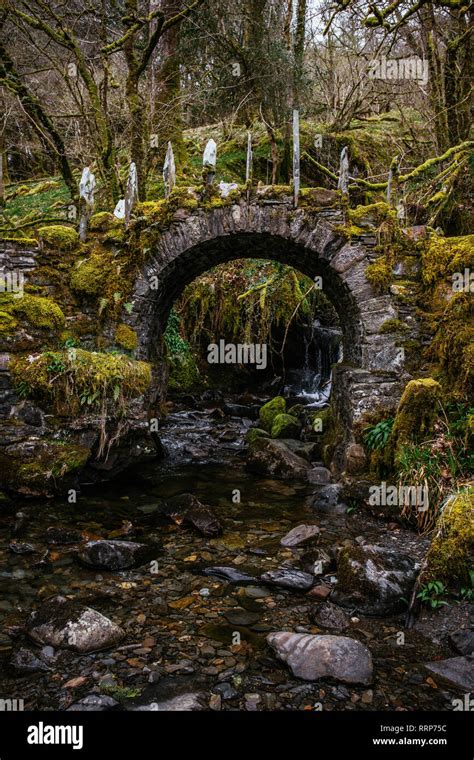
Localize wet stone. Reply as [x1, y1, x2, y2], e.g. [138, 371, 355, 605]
[449, 630, 474, 656]
[45, 527, 83, 545]
[27, 596, 125, 653]
[67, 694, 119, 711]
[261, 568, 314, 591]
[280, 524, 320, 548]
[312, 602, 350, 631]
[424, 656, 474, 692]
[267, 632, 373, 685]
[10, 647, 52, 673]
[203, 566, 255, 584]
[77, 540, 152, 571]
[223, 609, 261, 626]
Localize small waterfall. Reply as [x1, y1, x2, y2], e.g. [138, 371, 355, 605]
[284, 321, 342, 407]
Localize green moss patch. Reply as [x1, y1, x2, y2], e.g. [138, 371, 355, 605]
[365, 256, 393, 293]
[271, 413, 301, 439]
[425, 491, 474, 585]
[115, 324, 138, 351]
[38, 225, 79, 251]
[11, 349, 151, 415]
[259, 396, 286, 432]
[421, 234, 474, 287]
[0, 293, 65, 332]
[0, 440, 90, 497]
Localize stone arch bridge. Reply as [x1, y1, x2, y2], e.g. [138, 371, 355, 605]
[0, 188, 418, 488]
[125, 193, 414, 463]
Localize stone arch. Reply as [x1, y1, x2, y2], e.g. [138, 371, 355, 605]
[127, 201, 410, 463]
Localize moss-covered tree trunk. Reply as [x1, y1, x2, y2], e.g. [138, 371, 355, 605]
[153, 0, 187, 169]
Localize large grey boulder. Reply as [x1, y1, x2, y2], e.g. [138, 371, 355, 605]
[267, 632, 373, 684]
[247, 438, 310, 480]
[331, 543, 418, 615]
[27, 596, 124, 653]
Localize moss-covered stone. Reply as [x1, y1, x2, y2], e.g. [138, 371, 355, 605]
[379, 318, 409, 334]
[1, 237, 38, 246]
[258, 396, 286, 432]
[115, 324, 138, 351]
[38, 225, 79, 251]
[0, 293, 65, 332]
[271, 413, 301, 439]
[0, 440, 90, 497]
[390, 378, 442, 457]
[427, 293, 474, 396]
[365, 257, 393, 293]
[11, 349, 151, 415]
[245, 428, 270, 445]
[167, 352, 200, 391]
[70, 253, 110, 296]
[89, 212, 121, 232]
[348, 201, 395, 229]
[424, 491, 474, 585]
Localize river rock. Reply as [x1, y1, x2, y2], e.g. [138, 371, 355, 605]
[261, 568, 314, 591]
[449, 630, 474, 656]
[301, 547, 333, 576]
[307, 466, 332, 485]
[27, 596, 125, 652]
[271, 413, 301, 439]
[9, 541, 35, 554]
[77, 540, 151, 570]
[223, 609, 260, 626]
[246, 438, 310, 480]
[45, 526, 83, 545]
[267, 632, 373, 684]
[312, 601, 350, 631]
[158, 494, 223, 537]
[67, 694, 119, 711]
[281, 524, 320, 547]
[10, 647, 52, 673]
[424, 656, 474, 692]
[203, 566, 255, 584]
[131, 693, 204, 711]
[308, 484, 347, 513]
[331, 543, 418, 615]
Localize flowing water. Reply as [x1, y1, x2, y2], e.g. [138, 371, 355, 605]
[0, 395, 467, 711]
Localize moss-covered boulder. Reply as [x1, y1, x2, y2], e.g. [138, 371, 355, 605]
[271, 413, 301, 439]
[11, 349, 151, 415]
[0, 293, 65, 332]
[115, 324, 138, 351]
[38, 225, 79, 251]
[245, 428, 270, 445]
[424, 491, 473, 585]
[331, 543, 418, 615]
[391, 378, 442, 453]
[0, 440, 90, 497]
[259, 396, 286, 432]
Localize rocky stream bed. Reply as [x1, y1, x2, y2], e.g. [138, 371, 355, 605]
[0, 397, 472, 712]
